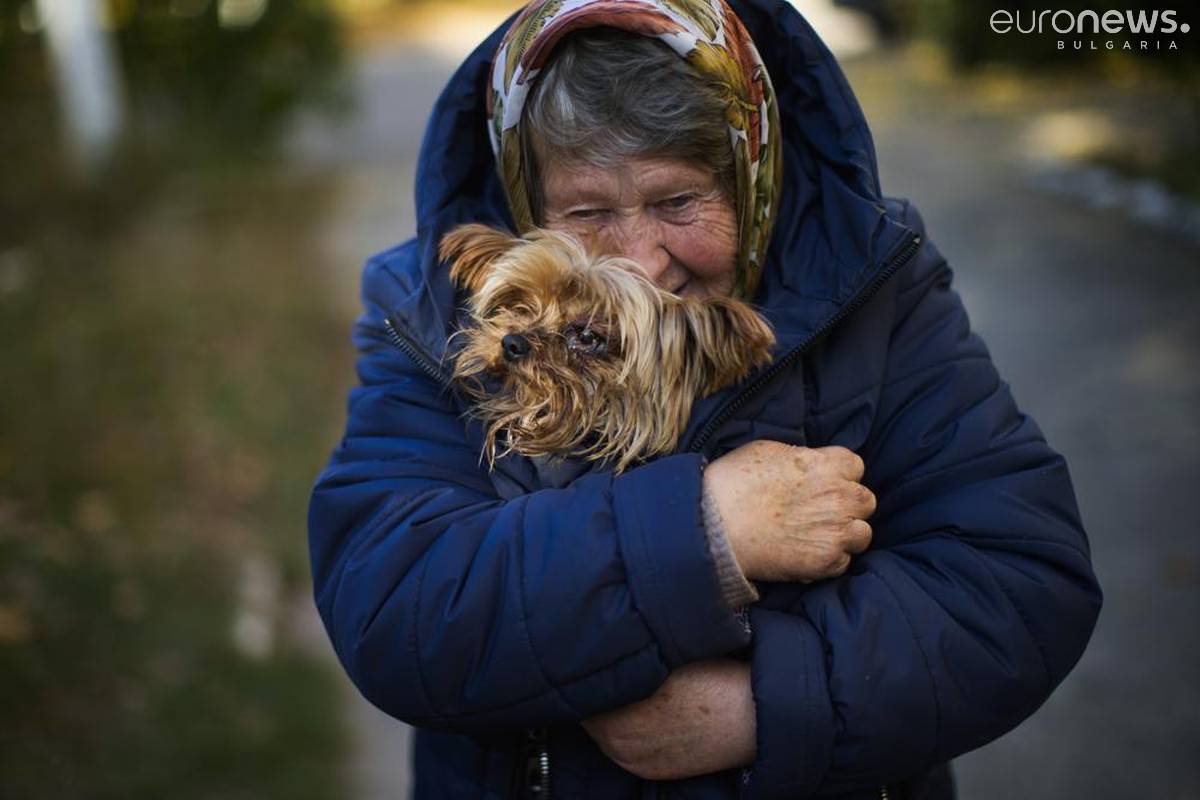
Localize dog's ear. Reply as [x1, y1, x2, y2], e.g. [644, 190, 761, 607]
[675, 297, 776, 394]
[440, 224, 518, 294]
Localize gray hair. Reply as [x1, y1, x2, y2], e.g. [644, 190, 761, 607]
[521, 27, 736, 225]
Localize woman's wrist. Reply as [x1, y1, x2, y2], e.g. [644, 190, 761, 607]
[700, 478, 760, 608]
[700, 455, 761, 581]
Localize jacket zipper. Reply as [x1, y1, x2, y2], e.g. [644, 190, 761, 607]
[383, 316, 454, 387]
[388, 314, 553, 797]
[683, 230, 922, 455]
[522, 727, 550, 798]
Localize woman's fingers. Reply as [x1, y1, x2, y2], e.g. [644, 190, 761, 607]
[839, 480, 875, 555]
[826, 551, 853, 578]
[837, 479, 877, 518]
[818, 445, 866, 481]
[843, 518, 873, 554]
[813, 521, 870, 580]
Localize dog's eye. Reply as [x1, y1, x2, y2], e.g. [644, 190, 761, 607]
[565, 324, 607, 356]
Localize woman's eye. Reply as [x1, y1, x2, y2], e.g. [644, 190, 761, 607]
[569, 208, 608, 222]
[657, 194, 696, 212]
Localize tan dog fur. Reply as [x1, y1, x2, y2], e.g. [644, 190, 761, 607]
[441, 224, 776, 474]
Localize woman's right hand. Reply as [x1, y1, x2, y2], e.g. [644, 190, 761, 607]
[702, 440, 876, 583]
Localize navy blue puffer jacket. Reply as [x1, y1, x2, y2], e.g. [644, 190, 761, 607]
[307, 1, 1103, 797]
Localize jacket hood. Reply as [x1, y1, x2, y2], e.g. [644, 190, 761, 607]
[387, 0, 916, 388]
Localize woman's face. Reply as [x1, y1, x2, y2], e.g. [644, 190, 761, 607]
[539, 157, 738, 300]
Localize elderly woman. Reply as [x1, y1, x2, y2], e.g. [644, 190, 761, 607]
[307, 1, 1102, 798]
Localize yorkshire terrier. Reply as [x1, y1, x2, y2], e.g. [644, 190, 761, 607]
[441, 224, 776, 475]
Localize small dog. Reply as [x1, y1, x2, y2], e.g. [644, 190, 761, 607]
[441, 224, 776, 475]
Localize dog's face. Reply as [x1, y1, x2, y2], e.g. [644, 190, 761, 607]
[441, 223, 775, 474]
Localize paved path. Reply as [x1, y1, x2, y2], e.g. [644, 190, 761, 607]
[855, 53, 1200, 800]
[290, 10, 1199, 798]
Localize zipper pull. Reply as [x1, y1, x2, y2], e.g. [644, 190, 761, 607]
[521, 728, 550, 799]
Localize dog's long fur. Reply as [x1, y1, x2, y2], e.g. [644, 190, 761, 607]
[442, 223, 776, 474]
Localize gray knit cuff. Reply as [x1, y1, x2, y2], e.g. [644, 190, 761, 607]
[700, 481, 760, 609]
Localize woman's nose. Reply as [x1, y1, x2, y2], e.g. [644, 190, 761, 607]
[606, 215, 670, 285]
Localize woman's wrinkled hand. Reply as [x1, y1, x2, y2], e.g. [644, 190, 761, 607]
[580, 658, 755, 781]
[703, 439, 876, 583]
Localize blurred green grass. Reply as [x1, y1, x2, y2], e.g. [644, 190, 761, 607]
[0, 164, 356, 798]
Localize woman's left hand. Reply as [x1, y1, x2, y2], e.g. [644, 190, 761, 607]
[581, 657, 756, 781]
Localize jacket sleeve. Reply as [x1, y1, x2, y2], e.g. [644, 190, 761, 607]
[739, 203, 1103, 797]
[306, 245, 751, 733]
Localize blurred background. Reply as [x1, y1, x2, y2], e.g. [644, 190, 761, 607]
[0, 1, 1196, 798]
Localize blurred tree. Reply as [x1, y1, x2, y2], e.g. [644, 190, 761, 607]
[109, 0, 345, 154]
[0, 0, 346, 236]
[35, 0, 124, 170]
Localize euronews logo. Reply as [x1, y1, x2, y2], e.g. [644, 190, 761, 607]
[990, 8, 1191, 51]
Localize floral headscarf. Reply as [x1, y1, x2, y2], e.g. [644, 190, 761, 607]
[486, 0, 782, 300]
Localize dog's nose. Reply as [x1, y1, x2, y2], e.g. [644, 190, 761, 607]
[502, 333, 531, 362]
